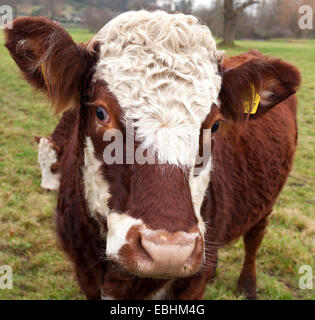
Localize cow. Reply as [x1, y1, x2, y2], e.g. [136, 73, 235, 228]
[4, 10, 301, 300]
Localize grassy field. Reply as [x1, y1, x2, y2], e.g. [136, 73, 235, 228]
[0, 28, 314, 300]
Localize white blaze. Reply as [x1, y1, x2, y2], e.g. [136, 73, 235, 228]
[91, 10, 222, 167]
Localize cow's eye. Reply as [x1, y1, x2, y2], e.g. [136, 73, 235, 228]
[96, 107, 110, 123]
[211, 121, 220, 133]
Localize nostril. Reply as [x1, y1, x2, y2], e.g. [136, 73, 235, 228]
[140, 231, 196, 267]
[134, 232, 154, 263]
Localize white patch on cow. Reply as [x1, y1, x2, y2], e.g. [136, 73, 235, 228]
[38, 137, 60, 190]
[189, 132, 212, 236]
[149, 280, 173, 300]
[150, 287, 168, 300]
[106, 212, 142, 259]
[90, 10, 221, 167]
[101, 294, 114, 300]
[82, 137, 111, 219]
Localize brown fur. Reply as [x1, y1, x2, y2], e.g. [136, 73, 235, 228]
[5, 17, 301, 300]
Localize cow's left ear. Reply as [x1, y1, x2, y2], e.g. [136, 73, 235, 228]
[4, 17, 97, 113]
[219, 58, 301, 121]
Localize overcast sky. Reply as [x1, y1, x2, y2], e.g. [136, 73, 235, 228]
[193, 0, 212, 9]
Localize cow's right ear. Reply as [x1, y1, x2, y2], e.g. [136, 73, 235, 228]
[219, 57, 301, 121]
[4, 17, 96, 113]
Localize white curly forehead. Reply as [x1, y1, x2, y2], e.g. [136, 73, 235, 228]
[91, 10, 222, 166]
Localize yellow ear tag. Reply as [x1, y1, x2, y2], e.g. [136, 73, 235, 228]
[244, 84, 261, 114]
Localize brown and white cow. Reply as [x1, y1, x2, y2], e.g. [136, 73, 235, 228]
[5, 11, 300, 300]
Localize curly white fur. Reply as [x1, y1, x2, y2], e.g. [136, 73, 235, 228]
[90, 10, 222, 167]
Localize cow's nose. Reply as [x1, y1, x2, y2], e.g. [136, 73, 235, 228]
[135, 229, 203, 278]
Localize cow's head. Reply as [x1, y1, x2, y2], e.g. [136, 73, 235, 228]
[5, 11, 300, 279]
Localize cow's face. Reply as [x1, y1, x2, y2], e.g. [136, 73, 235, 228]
[81, 82, 222, 278]
[5, 11, 300, 279]
[80, 11, 223, 278]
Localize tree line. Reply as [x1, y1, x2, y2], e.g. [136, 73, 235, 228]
[195, 0, 315, 45]
[5, 0, 315, 41]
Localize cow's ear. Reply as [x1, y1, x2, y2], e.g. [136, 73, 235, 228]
[219, 58, 301, 121]
[4, 17, 96, 113]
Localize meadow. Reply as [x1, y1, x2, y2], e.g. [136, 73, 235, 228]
[0, 28, 314, 299]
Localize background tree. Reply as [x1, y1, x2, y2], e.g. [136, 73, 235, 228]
[176, 0, 193, 14]
[221, 0, 259, 46]
[103, 0, 128, 12]
[42, 0, 63, 20]
[84, 6, 112, 32]
[127, 0, 158, 11]
[194, 0, 223, 37]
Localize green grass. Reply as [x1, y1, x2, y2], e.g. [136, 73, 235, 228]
[0, 30, 314, 300]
